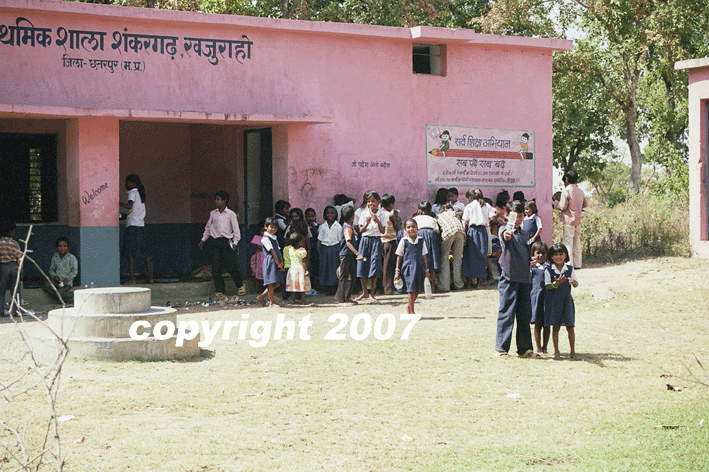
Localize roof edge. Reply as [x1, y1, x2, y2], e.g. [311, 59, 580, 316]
[675, 57, 709, 71]
[0, 104, 332, 124]
[3, 0, 571, 50]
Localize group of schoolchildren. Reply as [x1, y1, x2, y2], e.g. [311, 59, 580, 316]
[252, 191, 441, 314]
[2, 176, 579, 360]
[246, 187, 578, 360]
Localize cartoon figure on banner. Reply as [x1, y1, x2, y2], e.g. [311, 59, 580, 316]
[519, 133, 533, 160]
[429, 129, 451, 157]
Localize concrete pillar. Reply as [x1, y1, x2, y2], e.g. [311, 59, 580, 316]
[66, 117, 120, 286]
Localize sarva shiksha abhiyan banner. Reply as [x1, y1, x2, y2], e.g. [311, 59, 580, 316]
[426, 124, 536, 188]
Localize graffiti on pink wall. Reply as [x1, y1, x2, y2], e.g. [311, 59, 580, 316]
[82, 183, 109, 205]
[0, 17, 253, 69]
[426, 124, 536, 188]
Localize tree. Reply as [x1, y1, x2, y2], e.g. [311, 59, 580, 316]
[470, 0, 557, 37]
[196, 0, 490, 27]
[476, 0, 709, 195]
[563, 0, 709, 195]
[552, 41, 614, 174]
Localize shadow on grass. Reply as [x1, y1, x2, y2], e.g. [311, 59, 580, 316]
[132, 349, 216, 364]
[174, 349, 216, 363]
[0, 313, 50, 324]
[578, 352, 635, 367]
[420, 316, 488, 321]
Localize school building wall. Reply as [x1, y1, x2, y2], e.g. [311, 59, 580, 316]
[0, 0, 571, 285]
[676, 58, 709, 257]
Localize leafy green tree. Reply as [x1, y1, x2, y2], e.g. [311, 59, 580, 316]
[477, 0, 708, 197]
[552, 41, 614, 174]
[563, 0, 709, 195]
[196, 0, 490, 26]
[585, 155, 629, 207]
[470, 0, 557, 37]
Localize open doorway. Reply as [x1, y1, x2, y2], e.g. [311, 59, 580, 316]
[243, 128, 273, 275]
[244, 128, 273, 231]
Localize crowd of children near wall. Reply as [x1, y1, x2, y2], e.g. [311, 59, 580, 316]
[246, 185, 580, 359]
[2, 172, 584, 360]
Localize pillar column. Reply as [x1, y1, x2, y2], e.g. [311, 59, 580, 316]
[66, 117, 120, 286]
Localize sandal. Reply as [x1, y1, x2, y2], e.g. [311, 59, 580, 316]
[238, 285, 247, 296]
[519, 349, 542, 359]
[494, 351, 509, 357]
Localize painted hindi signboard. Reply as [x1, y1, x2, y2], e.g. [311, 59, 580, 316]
[426, 124, 535, 188]
[0, 16, 253, 73]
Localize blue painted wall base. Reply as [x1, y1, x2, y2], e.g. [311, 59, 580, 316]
[15, 223, 255, 287]
[78, 226, 120, 286]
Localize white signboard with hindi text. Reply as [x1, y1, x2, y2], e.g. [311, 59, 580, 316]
[426, 124, 535, 188]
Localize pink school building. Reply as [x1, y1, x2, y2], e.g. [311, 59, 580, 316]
[676, 58, 709, 257]
[0, 0, 571, 285]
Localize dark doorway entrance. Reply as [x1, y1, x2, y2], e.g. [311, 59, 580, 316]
[243, 128, 273, 234]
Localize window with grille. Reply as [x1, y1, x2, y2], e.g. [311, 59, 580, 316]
[0, 133, 58, 223]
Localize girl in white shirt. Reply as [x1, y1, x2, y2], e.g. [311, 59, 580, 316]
[355, 191, 386, 301]
[318, 205, 342, 293]
[119, 174, 152, 284]
[461, 188, 489, 289]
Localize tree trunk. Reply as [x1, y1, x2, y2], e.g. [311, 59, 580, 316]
[620, 51, 645, 196]
[625, 106, 643, 195]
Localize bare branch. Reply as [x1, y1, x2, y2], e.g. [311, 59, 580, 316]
[3, 225, 68, 471]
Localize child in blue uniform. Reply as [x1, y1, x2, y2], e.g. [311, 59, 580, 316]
[305, 207, 320, 286]
[356, 191, 386, 301]
[522, 200, 543, 245]
[335, 206, 363, 304]
[530, 241, 549, 355]
[394, 219, 430, 314]
[494, 200, 540, 358]
[318, 205, 342, 294]
[257, 217, 284, 308]
[413, 201, 440, 293]
[544, 243, 579, 360]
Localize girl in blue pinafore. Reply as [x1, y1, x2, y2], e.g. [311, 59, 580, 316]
[413, 201, 441, 293]
[530, 241, 550, 355]
[394, 219, 430, 314]
[257, 217, 284, 308]
[522, 200, 543, 246]
[334, 206, 362, 304]
[356, 190, 386, 301]
[544, 243, 579, 360]
[318, 205, 342, 294]
[461, 188, 490, 288]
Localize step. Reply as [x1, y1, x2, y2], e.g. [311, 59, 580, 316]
[74, 287, 151, 314]
[47, 306, 177, 339]
[30, 329, 201, 361]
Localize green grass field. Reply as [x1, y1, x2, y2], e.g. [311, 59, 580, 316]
[2, 257, 708, 471]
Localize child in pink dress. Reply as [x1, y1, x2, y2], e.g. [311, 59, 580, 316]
[250, 222, 265, 293]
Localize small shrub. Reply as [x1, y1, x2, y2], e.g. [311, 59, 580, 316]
[552, 194, 690, 264]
